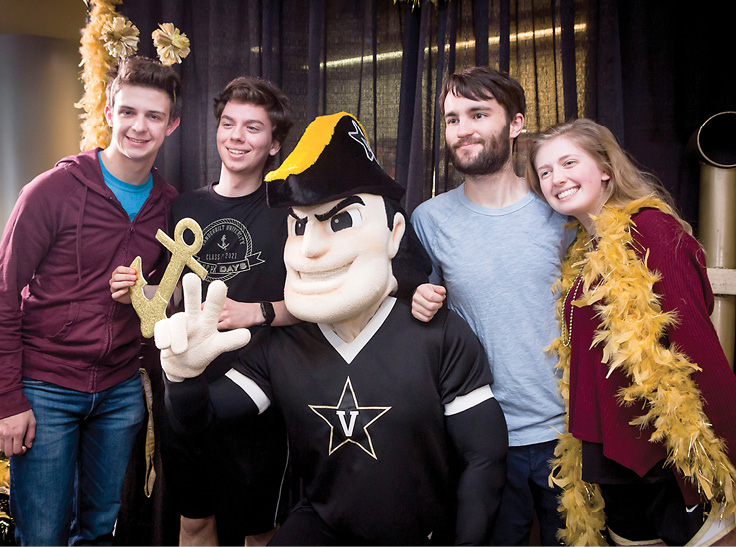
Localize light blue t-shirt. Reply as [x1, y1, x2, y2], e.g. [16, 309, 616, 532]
[411, 185, 572, 446]
[99, 155, 153, 221]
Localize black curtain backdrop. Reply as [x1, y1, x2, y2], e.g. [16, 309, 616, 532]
[110, 1, 734, 544]
[117, 0, 735, 229]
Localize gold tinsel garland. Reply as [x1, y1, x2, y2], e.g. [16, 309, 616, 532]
[76, 0, 123, 151]
[548, 197, 736, 545]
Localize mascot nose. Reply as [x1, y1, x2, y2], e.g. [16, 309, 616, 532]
[300, 222, 328, 258]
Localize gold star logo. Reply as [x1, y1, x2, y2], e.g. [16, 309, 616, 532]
[309, 377, 390, 460]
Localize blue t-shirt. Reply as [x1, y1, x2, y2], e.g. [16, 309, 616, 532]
[412, 185, 572, 446]
[99, 154, 153, 221]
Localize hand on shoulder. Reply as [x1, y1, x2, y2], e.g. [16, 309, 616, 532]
[412, 283, 447, 322]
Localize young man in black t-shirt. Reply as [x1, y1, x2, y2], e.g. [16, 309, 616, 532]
[112, 77, 296, 546]
[170, 77, 298, 547]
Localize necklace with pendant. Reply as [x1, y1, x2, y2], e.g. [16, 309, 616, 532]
[562, 270, 584, 347]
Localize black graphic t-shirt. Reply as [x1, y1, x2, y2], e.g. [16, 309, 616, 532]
[171, 182, 288, 379]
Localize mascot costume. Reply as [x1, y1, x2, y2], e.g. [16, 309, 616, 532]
[157, 112, 508, 545]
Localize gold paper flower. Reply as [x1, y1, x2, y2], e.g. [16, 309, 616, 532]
[152, 23, 190, 66]
[101, 16, 139, 59]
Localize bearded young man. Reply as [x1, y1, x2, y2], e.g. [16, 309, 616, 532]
[157, 112, 508, 545]
[410, 66, 571, 546]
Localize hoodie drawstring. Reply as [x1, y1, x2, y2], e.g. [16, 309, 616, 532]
[75, 185, 88, 285]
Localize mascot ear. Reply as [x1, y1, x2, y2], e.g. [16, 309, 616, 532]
[389, 212, 405, 260]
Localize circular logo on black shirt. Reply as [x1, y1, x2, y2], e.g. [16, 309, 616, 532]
[198, 218, 264, 283]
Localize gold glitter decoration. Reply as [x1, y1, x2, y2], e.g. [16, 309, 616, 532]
[152, 23, 190, 66]
[130, 218, 207, 338]
[140, 368, 156, 497]
[101, 16, 140, 59]
[0, 458, 8, 495]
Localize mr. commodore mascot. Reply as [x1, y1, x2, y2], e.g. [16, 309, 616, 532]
[157, 112, 508, 545]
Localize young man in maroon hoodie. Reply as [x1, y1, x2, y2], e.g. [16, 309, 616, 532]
[0, 56, 180, 546]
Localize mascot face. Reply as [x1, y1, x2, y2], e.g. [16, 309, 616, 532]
[284, 193, 405, 324]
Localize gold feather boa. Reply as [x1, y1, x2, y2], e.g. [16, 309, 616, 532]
[548, 197, 736, 545]
[77, 0, 123, 151]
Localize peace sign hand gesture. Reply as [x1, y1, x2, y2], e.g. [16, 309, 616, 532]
[155, 273, 251, 382]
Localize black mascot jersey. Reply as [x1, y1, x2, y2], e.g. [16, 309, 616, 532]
[204, 297, 493, 545]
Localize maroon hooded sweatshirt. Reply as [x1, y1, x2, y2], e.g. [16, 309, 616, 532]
[0, 148, 177, 419]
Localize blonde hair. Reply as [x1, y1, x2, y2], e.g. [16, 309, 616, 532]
[526, 118, 691, 233]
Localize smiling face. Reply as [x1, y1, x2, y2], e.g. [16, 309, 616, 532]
[104, 84, 179, 166]
[443, 92, 522, 176]
[216, 101, 281, 179]
[535, 135, 611, 231]
[283, 193, 405, 325]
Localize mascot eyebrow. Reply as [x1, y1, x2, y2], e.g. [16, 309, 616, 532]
[288, 195, 365, 223]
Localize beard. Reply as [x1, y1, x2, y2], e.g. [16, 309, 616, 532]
[448, 122, 512, 176]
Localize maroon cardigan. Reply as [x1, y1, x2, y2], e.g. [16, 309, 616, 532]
[566, 209, 736, 504]
[0, 149, 177, 419]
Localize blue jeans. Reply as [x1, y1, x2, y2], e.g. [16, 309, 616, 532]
[490, 440, 564, 546]
[10, 374, 145, 546]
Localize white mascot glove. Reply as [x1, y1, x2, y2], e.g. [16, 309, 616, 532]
[155, 272, 251, 382]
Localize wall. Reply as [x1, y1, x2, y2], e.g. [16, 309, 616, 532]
[0, 0, 86, 233]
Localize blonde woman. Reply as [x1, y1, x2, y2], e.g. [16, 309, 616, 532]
[526, 118, 736, 546]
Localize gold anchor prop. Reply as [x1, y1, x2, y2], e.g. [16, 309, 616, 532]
[130, 218, 207, 338]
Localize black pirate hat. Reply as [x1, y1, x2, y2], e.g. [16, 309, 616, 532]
[265, 112, 404, 207]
